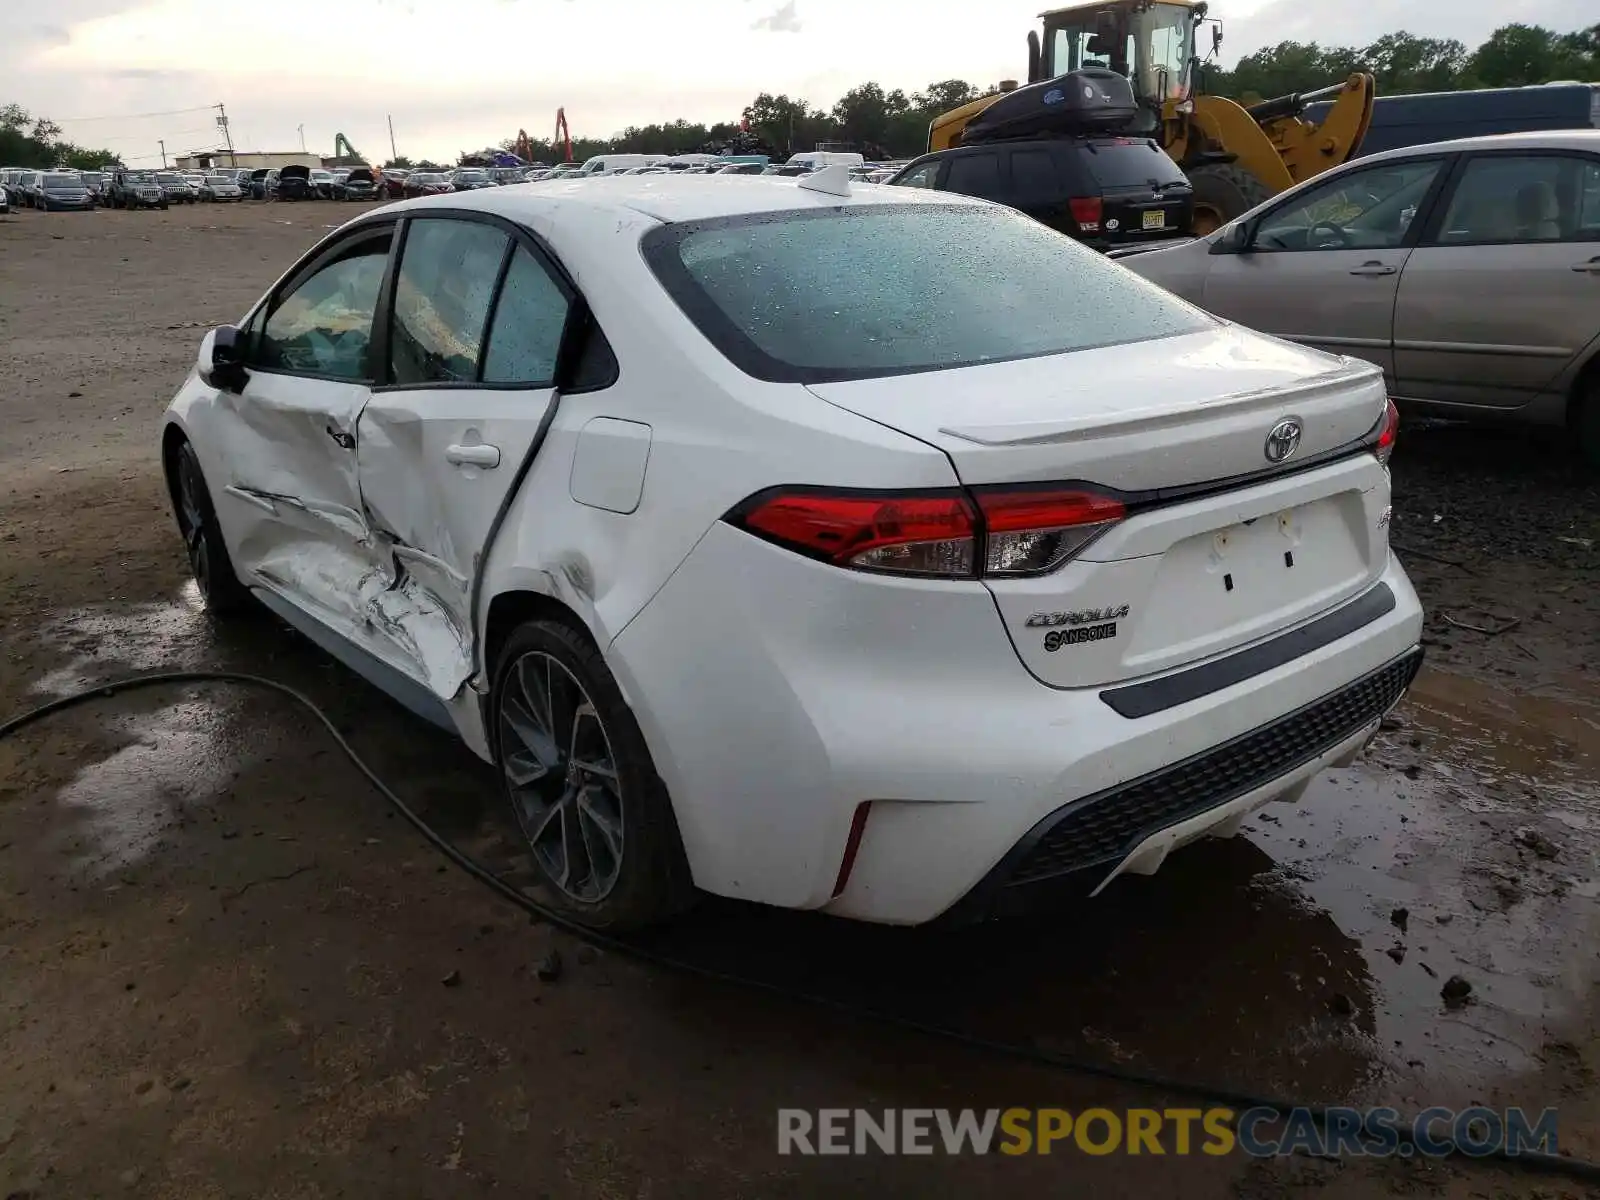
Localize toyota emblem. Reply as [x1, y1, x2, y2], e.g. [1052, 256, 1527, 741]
[1264, 417, 1303, 463]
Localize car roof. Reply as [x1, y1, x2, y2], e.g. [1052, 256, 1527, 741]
[1357, 128, 1600, 163]
[374, 173, 979, 227]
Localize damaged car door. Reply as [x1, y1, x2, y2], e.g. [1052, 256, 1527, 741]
[354, 214, 573, 700]
[211, 223, 396, 633]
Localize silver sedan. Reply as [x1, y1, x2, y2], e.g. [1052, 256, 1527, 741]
[1119, 130, 1600, 467]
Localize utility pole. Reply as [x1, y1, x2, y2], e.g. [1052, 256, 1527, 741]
[158, 139, 167, 168]
[297, 124, 306, 152]
[217, 103, 236, 167]
[388, 114, 398, 163]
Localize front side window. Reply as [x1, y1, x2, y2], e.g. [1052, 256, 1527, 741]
[643, 203, 1213, 383]
[1437, 154, 1600, 245]
[388, 219, 510, 385]
[1253, 160, 1442, 251]
[482, 247, 572, 385]
[256, 235, 391, 379]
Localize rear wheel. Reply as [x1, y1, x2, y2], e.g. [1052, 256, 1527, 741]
[171, 440, 250, 615]
[491, 619, 695, 930]
[1186, 162, 1275, 236]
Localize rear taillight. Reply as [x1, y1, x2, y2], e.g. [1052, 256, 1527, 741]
[975, 488, 1126, 576]
[1369, 398, 1399, 464]
[1069, 196, 1103, 230]
[728, 485, 1124, 579]
[735, 489, 977, 577]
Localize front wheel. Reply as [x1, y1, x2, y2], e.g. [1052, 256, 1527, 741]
[171, 441, 251, 615]
[491, 620, 695, 930]
[1186, 162, 1275, 236]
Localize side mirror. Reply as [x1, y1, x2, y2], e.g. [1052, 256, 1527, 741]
[1213, 221, 1254, 254]
[199, 324, 247, 391]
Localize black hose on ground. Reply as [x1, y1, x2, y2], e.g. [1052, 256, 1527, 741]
[3, 671, 1597, 1184]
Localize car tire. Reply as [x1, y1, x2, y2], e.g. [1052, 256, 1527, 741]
[1574, 374, 1600, 472]
[1186, 162, 1274, 236]
[171, 440, 251, 616]
[491, 619, 696, 930]
[160, 201, 169, 210]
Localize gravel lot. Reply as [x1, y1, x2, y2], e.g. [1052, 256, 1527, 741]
[2, 201, 1598, 1199]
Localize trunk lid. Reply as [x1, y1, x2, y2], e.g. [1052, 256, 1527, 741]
[807, 325, 1393, 690]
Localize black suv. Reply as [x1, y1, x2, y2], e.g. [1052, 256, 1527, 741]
[887, 69, 1193, 251]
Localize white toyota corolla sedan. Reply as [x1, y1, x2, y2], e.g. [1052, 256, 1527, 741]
[160, 170, 1423, 929]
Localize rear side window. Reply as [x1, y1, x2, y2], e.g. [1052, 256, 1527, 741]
[642, 203, 1212, 383]
[389, 219, 510, 384]
[482, 247, 571, 386]
[1082, 140, 1188, 189]
[1009, 148, 1062, 207]
[943, 152, 1004, 201]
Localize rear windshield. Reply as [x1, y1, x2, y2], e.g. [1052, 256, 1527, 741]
[641, 203, 1212, 383]
[1082, 139, 1189, 189]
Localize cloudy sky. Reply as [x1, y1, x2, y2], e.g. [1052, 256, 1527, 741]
[3, 0, 1591, 164]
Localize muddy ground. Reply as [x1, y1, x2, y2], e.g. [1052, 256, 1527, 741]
[1, 201, 1597, 1199]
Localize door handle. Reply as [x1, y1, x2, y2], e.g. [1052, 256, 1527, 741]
[1572, 258, 1600, 273]
[325, 423, 355, 450]
[445, 443, 501, 469]
[1348, 262, 1398, 276]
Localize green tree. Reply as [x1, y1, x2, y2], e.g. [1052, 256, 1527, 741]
[1469, 23, 1563, 86]
[1361, 32, 1468, 92]
[0, 103, 118, 168]
[742, 92, 812, 155]
[830, 82, 908, 149]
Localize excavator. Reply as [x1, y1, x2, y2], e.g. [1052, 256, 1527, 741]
[930, 0, 1376, 231]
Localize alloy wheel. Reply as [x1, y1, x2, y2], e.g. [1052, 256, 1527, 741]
[498, 651, 626, 903]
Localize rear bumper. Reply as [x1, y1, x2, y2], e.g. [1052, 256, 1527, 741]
[937, 644, 1421, 925]
[610, 520, 1424, 925]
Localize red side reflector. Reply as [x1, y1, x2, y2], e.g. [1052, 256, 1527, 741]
[1375, 398, 1399, 463]
[831, 802, 873, 899]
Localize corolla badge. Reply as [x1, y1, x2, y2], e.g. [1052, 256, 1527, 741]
[1264, 417, 1303, 464]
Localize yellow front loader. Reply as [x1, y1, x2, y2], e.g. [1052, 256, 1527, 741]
[931, 0, 1375, 232]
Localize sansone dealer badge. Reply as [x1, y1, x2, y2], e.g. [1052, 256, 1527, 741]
[1043, 622, 1118, 651]
[1026, 605, 1131, 652]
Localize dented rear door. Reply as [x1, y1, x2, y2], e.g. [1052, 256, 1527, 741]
[353, 218, 573, 700]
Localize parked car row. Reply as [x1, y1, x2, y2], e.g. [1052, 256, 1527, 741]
[1, 167, 101, 210]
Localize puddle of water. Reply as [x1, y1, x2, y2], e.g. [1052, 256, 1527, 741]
[1245, 664, 1600, 1099]
[1404, 669, 1597, 801]
[22, 589, 272, 873]
[28, 585, 213, 698]
[51, 698, 241, 876]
